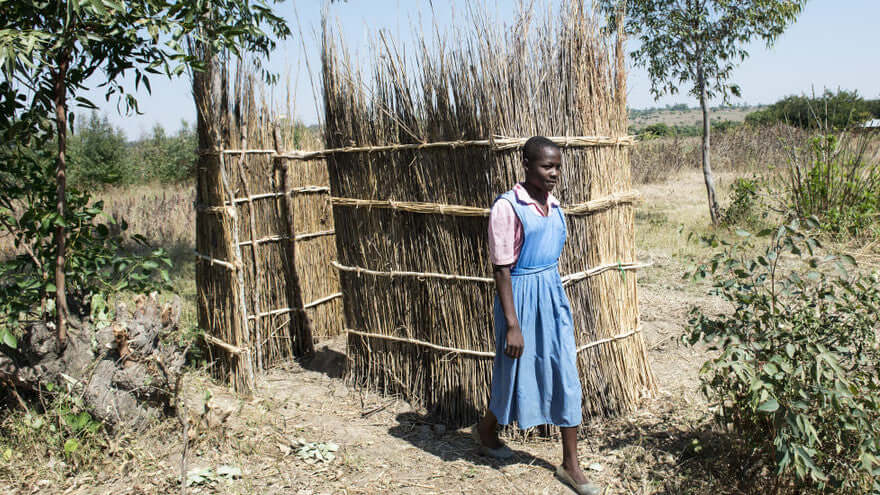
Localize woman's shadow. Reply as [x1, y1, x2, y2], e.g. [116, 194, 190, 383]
[387, 390, 556, 472]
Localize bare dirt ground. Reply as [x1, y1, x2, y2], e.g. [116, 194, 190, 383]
[1, 171, 753, 495]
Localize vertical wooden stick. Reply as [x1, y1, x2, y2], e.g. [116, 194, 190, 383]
[236, 121, 266, 372]
[217, 137, 256, 391]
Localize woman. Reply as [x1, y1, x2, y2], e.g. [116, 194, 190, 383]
[473, 136, 601, 495]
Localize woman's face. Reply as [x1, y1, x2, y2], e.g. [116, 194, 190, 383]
[524, 146, 562, 194]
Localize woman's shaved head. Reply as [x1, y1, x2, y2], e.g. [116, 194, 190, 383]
[522, 136, 559, 162]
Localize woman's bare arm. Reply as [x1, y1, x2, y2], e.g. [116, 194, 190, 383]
[494, 264, 523, 359]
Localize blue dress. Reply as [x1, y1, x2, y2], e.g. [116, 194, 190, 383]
[488, 189, 582, 429]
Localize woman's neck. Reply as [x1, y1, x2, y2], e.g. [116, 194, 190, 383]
[521, 181, 548, 204]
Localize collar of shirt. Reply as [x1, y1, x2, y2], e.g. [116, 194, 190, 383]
[513, 182, 560, 213]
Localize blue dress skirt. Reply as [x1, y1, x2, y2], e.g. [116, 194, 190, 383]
[487, 189, 582, 429]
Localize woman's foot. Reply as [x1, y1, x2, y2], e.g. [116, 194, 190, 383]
[477, 416, 503, 449]
[471, 422, 513, 459]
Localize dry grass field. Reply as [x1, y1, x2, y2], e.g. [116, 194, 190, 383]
[629, 106, 757, 130]
[2, 129, 878, 494]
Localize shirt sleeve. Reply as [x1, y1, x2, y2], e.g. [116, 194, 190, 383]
[488, 199, 522, 266]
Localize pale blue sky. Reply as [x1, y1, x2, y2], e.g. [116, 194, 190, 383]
[84, 0, 880, 139]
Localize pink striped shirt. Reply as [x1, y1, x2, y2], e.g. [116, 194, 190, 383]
[488, 183, 561, 266]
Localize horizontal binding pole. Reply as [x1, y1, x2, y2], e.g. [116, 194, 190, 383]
[197, 135, 634, 161]
[346, 329, 496, 358]
[330, 190, 640, 217]
[575, 327, 643, 353]
[295, 229, 335, 241]
[333, 261, 493, 282]
[565, 190, 642, 216]
[199, 148, 278, 155]
[194, 251, 239, 271]
[562, 262, 653, 287]
[303, 292, 342, 309]
[203, 334, 245, 355]
[226, 186, 331, 205]
[246, 292, 343, 320]
[332, 260, 648, 284]
[238, 230, 335, 247]
[194, 204, 235, 214]
[278, 135, 635, 160]
[346, 325, 642, 358]
[332, 197, 489, 216]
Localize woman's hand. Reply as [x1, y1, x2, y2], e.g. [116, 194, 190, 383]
[493, 264, 522, 359]
[505, 324, 524, 359]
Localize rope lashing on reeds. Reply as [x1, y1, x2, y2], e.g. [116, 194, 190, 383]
[198, 134, 636, 160]
[245, 292, 343, 321]
[346, 326, 643, 359]
[331, 260, 650, 284]
[330, 190, 641, 217]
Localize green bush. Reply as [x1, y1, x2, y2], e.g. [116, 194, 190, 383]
[780, 133, 879, 238]
[721, 176, 767, 229]
[0, 383, 105, 470]
[0, 132, 171, 344]
[642, 122, 672, 137]
[688, 220, 880, 493]
[131, 121, 197, 183]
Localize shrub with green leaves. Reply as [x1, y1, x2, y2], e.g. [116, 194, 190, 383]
[0, 134, 171, 348]
[688, 220, 880, 492]
[0, 384, 105, 470]
[784, 134, 880, 238]
[721, 176, 768, 229]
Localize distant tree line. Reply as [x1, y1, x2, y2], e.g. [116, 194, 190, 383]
[629, 102, 752, 118]
[66, 112, 319, 187]
[631, 120, 742, 138]
[65, 112, 197, 187]
[745, 89, 880, 129]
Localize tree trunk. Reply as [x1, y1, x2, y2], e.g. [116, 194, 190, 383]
[698, 65, 720, 225]
[53, 53, 70, 345]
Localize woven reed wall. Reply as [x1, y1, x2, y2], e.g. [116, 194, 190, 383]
[194, 63, 342, 393]
[323, 1, 656, 428]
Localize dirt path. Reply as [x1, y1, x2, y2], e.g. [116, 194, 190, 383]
[4, 277, 737, 495]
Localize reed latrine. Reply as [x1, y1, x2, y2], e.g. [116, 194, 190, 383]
[193, 61, 343, 393]
[322, 1, 656, 427]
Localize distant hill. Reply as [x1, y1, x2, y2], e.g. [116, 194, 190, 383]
[628, 105, 761, 130]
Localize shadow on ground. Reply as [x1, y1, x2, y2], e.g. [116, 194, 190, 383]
[303, 344, 347, 379]
[388, 410, 558, 474]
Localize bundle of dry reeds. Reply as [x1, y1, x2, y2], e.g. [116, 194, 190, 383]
[193, 56, 343, 393]
[323, 0, 656, 428]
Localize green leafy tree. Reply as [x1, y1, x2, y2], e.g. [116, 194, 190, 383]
[68, 112, 129, 187]
[0, 0, 290, 344]
[133, 121, 197, 183]
[603, 0, 807, 225]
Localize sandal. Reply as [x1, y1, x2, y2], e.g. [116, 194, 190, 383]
[556, 464, 603, 495]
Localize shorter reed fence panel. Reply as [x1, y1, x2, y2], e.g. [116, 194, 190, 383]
[194, 70, 343, 393]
